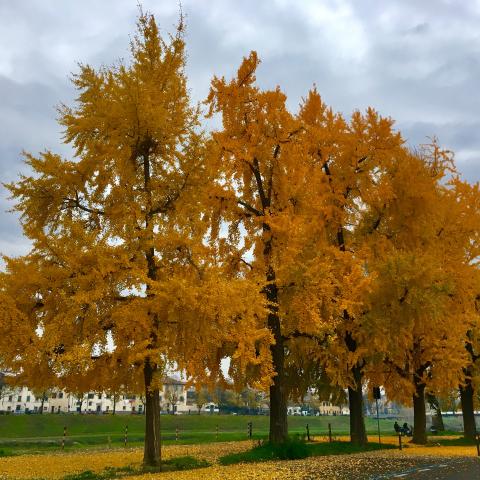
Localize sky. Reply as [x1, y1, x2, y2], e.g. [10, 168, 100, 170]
[1, 0, 480, 259]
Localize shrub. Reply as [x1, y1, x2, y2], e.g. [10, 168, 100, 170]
[162, 455, 210, 471]
[220, 436, 309, 465]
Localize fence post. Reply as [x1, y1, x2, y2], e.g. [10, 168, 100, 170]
[248, 421, 252, 439]
[61, 425, 67, 450]
[476, 433, 480, 457]
[398, 433, 402, 451]
[124, 424, 128, 447]
[306, 423, 310, 442]
[175, 426, 179, 441]
[328, 423, 332, 443]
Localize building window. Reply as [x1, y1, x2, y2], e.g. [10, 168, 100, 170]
[26, 396, 31, 402]
[88, 401, 92, 406]
[52, 393, 57, 399]
[123, 406, 126, 410]
[15, 405, 21, 411]
[88, 393, 94, 399]
[59, 393, 64, 399]
[17, 396, 21, 402]
[8, 396, 12, 402]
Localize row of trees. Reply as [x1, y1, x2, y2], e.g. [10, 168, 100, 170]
[1, 11, 479, 466]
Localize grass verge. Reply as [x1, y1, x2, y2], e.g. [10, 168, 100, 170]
[426, 436, 479, 447]
[219, 437, 396, 465]
[0, 447, 14, 457]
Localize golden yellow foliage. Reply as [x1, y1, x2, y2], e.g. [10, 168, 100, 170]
[2, 7, 480, 455]
[0, 11, 268, 465]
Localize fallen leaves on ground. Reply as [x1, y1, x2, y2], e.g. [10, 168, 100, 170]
[0, 437, 477, 480]
[0, 441, 251, 479]
[126, 453, 479, 480]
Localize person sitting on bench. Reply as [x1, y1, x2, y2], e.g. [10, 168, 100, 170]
[402, 422, 412, 436]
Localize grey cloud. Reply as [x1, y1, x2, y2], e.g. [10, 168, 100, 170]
[1, 0, 480, 259]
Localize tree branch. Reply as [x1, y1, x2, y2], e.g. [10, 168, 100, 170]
[63, 192, 105, 216]
[239, 258, 254, 270]
[150, 173, 190, 216]
[354, 156, 368, 173]
[399, 287, 409, 304]
[251, 157, 269, 210]
[283, 330, 331, 346]
[238, 200, 262, 217]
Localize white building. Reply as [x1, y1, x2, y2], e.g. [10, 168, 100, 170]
[317, 401, 341, 416]
[0, 386, 45, 413]
[160, 377, 188, 413]
[0, 377, 189, 414]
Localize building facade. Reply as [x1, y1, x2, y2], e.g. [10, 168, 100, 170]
[0, 377, 188, 414]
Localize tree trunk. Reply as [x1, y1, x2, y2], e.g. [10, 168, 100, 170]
[268, 313, 287, 444]
[432, 407, 445, 431]
[460, 377, 477, 441]
[262, 212, 287, 444]
[348, 363, 367, 446]
[141, 146, 162, 466]
[427, 394, 445, 431]
[40, 394, 45, 415]
[143, 359, 161, 467]
[344, 330, 367, 446]
[412, 381, 427, 444]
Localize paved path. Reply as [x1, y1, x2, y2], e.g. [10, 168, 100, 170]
[369, 457, 479, 479]
[292, 454, 480, 479]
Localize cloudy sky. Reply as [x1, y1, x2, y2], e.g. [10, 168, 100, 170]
[1, 0, 480, 258]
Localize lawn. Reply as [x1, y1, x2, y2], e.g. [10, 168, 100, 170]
[0, 413, 467, 452]
[0, 414, 378, 448]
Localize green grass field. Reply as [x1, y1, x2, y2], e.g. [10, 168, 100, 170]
[0, 413, 465, 453]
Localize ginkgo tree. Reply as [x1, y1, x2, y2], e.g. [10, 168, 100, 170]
[2, 6, 480, 456]
[297, 89, 406, 446]
[1, 12, 269, 466]
[365, 146, 479, 444]
[205, 53, 373, 443]
[451, 180, 480, 441]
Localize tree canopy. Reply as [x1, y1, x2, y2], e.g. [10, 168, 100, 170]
[1, 9, 480, 460]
